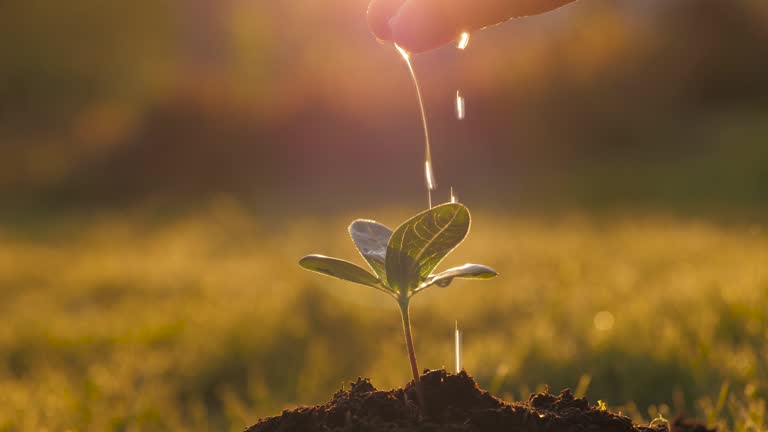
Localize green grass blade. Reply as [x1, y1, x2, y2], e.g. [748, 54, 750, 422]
[385, 203, 470, 293]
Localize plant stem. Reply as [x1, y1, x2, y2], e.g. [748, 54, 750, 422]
[399, 301, 425, 408]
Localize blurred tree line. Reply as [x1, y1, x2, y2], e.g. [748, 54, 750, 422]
[1, 0, 766, 213]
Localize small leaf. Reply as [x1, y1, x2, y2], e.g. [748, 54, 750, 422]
[349, 220, 393, 285]
[299, 255, 383, 290]
[420, 263, 498, 291]
[386, 203, 470, 293]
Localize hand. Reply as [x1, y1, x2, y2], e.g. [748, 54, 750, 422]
[367, 0, 577, 53]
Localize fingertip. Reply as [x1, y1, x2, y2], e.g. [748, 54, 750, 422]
[390, 20, 450, 53]
[389, 0, 578, 54]
[367, 0, 407, 41]
[389, 1, 461, 53]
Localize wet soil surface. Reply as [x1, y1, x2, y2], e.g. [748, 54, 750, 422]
[246, 369, 715, 432]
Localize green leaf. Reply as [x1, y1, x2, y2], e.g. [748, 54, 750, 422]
[385, 203, 470, 293]
[348, 220, 392, 286]
[299, 255, 384, 291]
[419, 263, 498, 291]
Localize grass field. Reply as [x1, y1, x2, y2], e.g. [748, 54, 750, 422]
[1, 201, 766, 431]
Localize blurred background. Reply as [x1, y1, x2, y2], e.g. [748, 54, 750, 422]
[1, 0, 767, 430]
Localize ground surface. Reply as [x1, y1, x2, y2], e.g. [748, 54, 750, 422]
[0, 206, 766, 431]
[247, 369, 712, 432]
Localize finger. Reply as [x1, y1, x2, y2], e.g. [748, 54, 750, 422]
[390, 0, 577, 53]
[389, 0, 466, 53]
[367, 0, 408, 41]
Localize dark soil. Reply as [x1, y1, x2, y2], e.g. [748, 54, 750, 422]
[246, 369, 715, 432]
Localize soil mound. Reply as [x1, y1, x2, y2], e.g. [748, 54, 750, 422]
[246, 369, 714, 432]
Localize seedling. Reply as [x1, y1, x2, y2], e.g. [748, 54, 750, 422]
[299, 202, 498, 405]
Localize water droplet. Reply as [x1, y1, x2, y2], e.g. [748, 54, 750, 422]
[395, 44, 410, 60]
[425, 161, 436, 191]
[455, 91, 465, 120]
[457, 32, 470, 50]
[455, 320, 463, 373]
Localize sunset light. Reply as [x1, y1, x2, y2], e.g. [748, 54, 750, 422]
[5, 1, 766, 431]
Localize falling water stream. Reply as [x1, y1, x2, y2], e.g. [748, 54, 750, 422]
[395, 33, 471, 378]
[395, 32, 471, 209]
[395, 44, 436, 208]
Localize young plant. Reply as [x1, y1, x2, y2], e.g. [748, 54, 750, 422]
[299, 202, 497, 405]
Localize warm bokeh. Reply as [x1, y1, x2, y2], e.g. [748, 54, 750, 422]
[3, 0, 767, 210]
[1, 0, 767, 430]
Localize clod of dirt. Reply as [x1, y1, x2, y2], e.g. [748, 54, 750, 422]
[246, 369, 714, 432]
